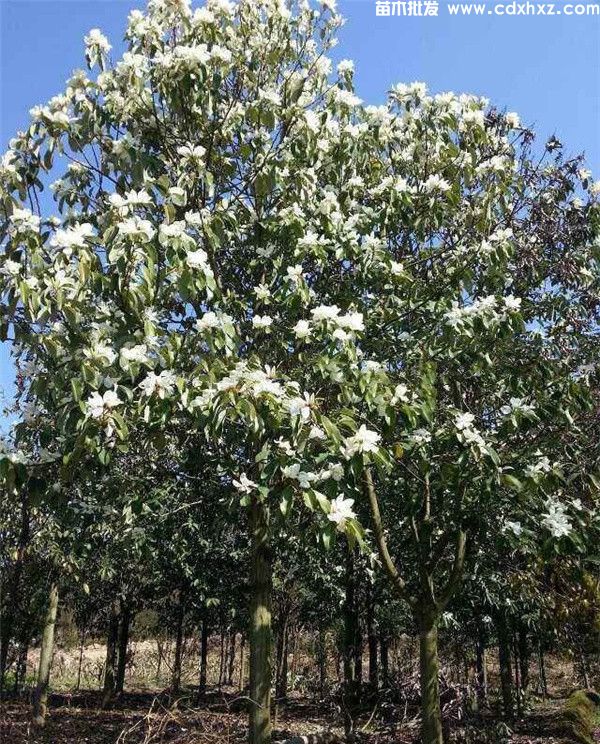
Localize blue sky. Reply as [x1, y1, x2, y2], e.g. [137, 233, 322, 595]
[1, 0, 599, 421]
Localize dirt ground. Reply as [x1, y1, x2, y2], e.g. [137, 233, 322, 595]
[1, 641, 598, 743]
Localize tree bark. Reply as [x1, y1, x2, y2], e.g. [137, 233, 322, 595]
[517, 626, 530, 693]
[495, 612, 514, 720]
[317, 628, 327, 698]
[172, 594, 185, 693]
[101, 599, 119, 709]
[248, 497, 272, 744]
[228, 631, 236, 686]
[116, 604, 131, 694]
[276, 613, 289, 701]
[239, 634, 246, 691]
[32, 583, 59, 726]
[380, 637, 389, 688]
[475, 628, 487, 707]
[418, 612, 444, 744]
[76, 626, 87, 691]
[14, 636, 29, 694]
[198, 617, 209, 698]
[342, 550, 359, 739]
[0, 493, 30, 692]
[366, 588, 378, 691]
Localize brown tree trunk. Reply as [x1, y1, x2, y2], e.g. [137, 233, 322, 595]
[116, 604, 131, 694]
[32, 583, 59, 726]
[76, 626, 87, 691]
[198, 617, 209, 698]
[366, 587, 378, 691]
[475, 628, 487, 707]
[0, 493, 29, 692]
[228, 631, 236, 686]
[248, 497, 272, 744]
[380, 638, 389, 688]
[342, 550, 359, 740]
[418, 610, 444, 744]
[517, 626, 530, 693]
[495, 612, 514, 720]
[172, 594, 185, 693]
[317, 628, 327, 698]
[101, 599, 119, 709]
[239, 634, 246, 691]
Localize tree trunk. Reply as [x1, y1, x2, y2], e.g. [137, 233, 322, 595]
[101, 599, 119, 709]
[156, 639, 163, 684]
[317, 628, 327, 698]
[14, 637, 29, 694]
[116, 604, 131, 694]
[538, 641, 548, 699]
[218, 624, 226, 689]
[342, 551, 359, 740]
[0, 493, 29, 692]
[76, 626, 87, 691]
[517, 626, 530, 693]
[276, 613, 289, 701]
[32, 583, 59, 727]
[495, 613, 514, 720]
[239, 634, 246, 691]
[366, 589, 378, 691]
[380, 638, 389, 688]
[249, 497, 272, 744]
[475, 629, 487, 707]
[228, 631, 236, 686]
[418, 612, 443, 744]
[199, 618, 209, 697]
[172, 594, 185, 693]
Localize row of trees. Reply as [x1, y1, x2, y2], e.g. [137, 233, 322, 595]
[1, 0, 599, 742]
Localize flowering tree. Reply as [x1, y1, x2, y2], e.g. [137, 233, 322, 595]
[0, 1, 373, 740]
[2, 0, 600, 742]
[317, 87, 600, 742]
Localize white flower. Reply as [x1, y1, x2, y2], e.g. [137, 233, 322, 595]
[252, 315, 273, 331]
[391, 384, 410, 404]
[86, 389, 121, 418]
[9, 207, 40, 232]
[118, 217, 155, 241]
[541, 500, 572, 538]
[233, 473, 258, 494]
[308, 425, 326, 440]
[504, 295, 522, 312]
[286, 264, 304, 283]
[85, 28, 111, 54]
[454, 412, 475, 431]
[390, 261, 404, 276]
[2, 259, 21, 276]
[196, 311, 221, 331]
[328, 495, 356, 532]
[287, 394, 312, 421]
[293, 319, 311, 339]
[337, 59, 354, 75]
[342, 425, 381, 459]
[51, 223, 94, 250]
[409, 428, 432, 445]
[177, 144, 206, 161]
[423, 174, 451, 193]
[337, 312, 365, 332]
[254, 284, 271, 302]
[505, 112, 521, 129]
[333, 89, 362, 108]
[139, 370, 177, 399]
[505, 520, 523, 537]
[186, 248, 209, 269]
[312, 305, 340, 322]
[120, 344, 148, 364]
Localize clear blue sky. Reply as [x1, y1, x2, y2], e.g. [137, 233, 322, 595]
[1, 0, 599, 418]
